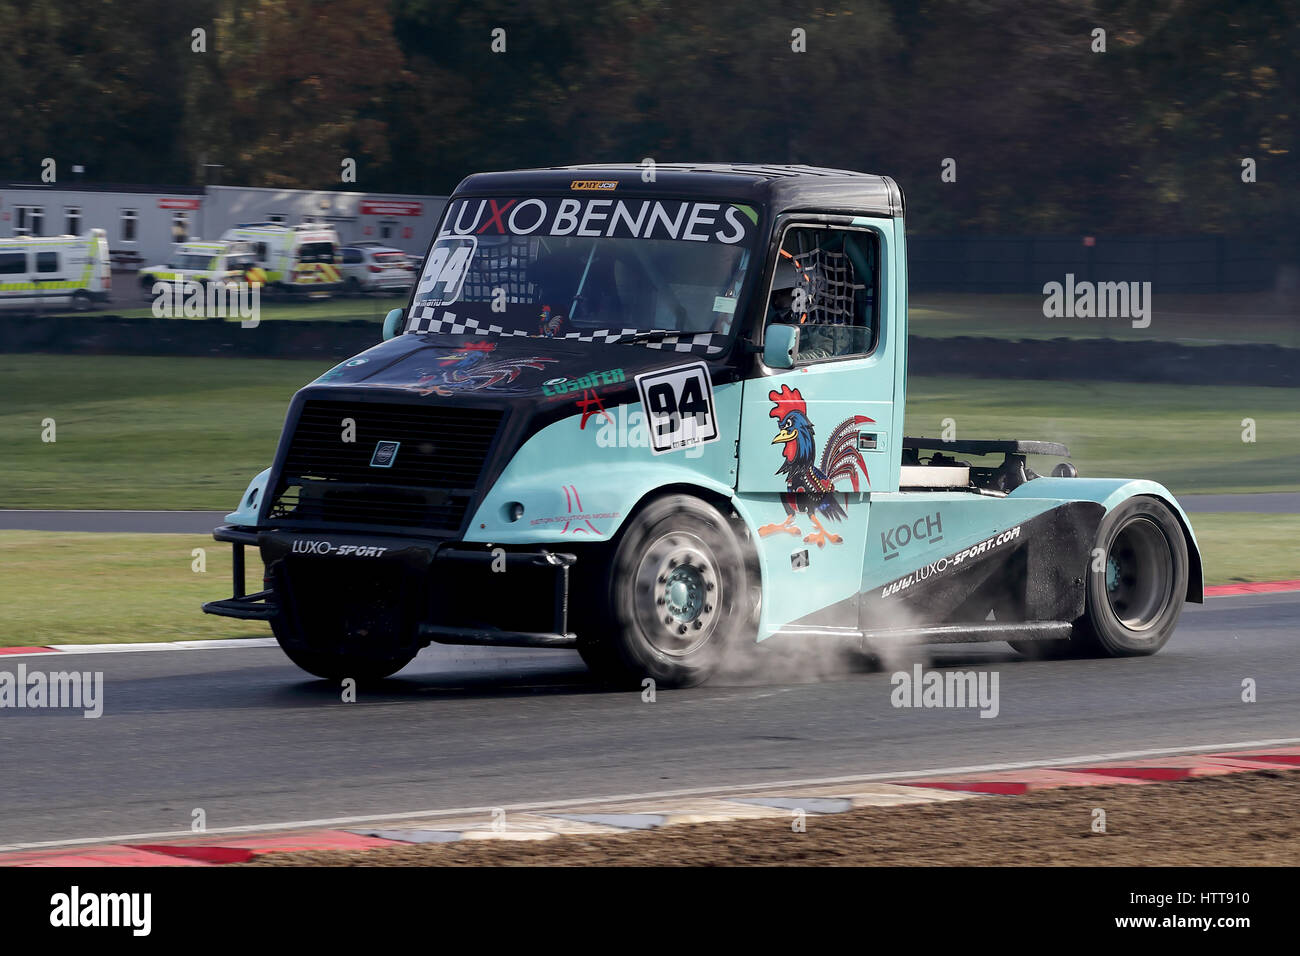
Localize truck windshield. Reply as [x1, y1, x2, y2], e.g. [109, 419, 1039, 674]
[408, 196, 759, 349]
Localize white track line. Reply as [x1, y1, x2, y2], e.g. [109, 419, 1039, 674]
[4, 735, 1298, 853]
[1, 638, 277, 658]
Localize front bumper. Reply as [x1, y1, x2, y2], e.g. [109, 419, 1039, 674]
[201, 525, 579, 649]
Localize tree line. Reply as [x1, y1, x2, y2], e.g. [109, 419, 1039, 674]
[0, 0, 1294, 252]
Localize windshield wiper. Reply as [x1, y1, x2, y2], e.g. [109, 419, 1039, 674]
[608, 329, 690, 344]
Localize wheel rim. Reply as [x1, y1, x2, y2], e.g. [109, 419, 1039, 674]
[1104, 516, 1174, 631]
[633, 530, 722, 658]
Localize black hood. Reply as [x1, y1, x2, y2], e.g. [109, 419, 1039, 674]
[263, 333, 745, 535]
[308, 332, 737, 406]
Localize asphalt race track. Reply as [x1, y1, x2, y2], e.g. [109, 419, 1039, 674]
[2, 592, 1296, 849]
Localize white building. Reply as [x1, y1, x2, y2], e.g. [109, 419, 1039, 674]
[201, 186, 445, 257]
[0, 182, 447, 269]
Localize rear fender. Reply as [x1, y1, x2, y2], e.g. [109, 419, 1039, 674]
[1009, 477, 1204, 603]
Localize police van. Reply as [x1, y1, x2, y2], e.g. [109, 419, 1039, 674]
[218, 223, 342, 294]
[0, 229, 111, 312]
[137, 240, 262, 298]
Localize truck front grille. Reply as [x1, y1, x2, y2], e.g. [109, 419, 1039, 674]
[268, 398, 503, 533]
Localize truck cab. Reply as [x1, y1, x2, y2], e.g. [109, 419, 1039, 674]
[205, 164, 1202, 686]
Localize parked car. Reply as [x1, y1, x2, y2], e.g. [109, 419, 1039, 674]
[339, 244, 413, 295]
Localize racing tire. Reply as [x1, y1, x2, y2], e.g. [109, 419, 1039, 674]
[1012, 496, 1188, 660]
[578, 495, 751, 688]
[270, 618, 417, 683]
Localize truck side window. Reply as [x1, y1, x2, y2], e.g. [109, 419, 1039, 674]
[768, 226, 877, 361]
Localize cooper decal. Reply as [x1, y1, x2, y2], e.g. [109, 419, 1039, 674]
[541, 368, 626, 397]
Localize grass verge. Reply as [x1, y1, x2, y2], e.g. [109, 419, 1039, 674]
[909, 292, 1299, 348]
[53, 295, 405, 323]
[2, 356, 1297, 509]
[903, 378, 1300, 494]
[0, 531, 267, 646]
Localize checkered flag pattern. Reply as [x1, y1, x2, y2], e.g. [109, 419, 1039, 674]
[405, 304, 727, 354]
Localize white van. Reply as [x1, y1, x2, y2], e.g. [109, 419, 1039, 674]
[0, 229, 111, 312]
[218, 223, 342, 294]
[138, 240, 261, 298]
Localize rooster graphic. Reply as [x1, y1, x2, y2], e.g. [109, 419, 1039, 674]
[407, 341, 556, 396]
[757, 384, 873, 547]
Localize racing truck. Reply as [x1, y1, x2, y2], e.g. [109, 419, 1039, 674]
[203, 164, 1202, 686]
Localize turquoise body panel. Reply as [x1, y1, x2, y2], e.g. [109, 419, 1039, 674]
[463, 382, 743, 545]
[226, 468, 271, 524]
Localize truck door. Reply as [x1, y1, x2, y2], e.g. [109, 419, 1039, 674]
[735, 220, 902, 638]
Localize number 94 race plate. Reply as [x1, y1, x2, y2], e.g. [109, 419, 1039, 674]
[635, 362, 720, 455]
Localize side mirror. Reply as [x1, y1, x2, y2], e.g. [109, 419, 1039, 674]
[763, 323, 800, 369]
[382, 307, 405, 340]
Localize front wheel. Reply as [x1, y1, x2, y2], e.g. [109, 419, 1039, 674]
[1012, 496, 1188, 659]
[270, 618, 417, 682]
[578, 495, 751, 688]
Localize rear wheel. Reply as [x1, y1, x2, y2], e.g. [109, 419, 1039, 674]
[1012, 496, 1188, 659]
[578, 495, 750, 688]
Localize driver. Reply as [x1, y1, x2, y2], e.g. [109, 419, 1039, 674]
[529, 242, 621, 328]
